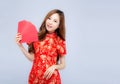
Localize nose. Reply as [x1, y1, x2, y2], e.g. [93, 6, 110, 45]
[48, 20, 53, 25]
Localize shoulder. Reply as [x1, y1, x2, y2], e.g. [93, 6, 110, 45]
[57, 36, 64, 41]
[57, 36, 65, 43]
[56, 36, 66, 47]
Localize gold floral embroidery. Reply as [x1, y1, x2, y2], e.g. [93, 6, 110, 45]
[29, 33, 66, 84]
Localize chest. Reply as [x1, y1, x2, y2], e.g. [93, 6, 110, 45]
[34, 38, 58, 54]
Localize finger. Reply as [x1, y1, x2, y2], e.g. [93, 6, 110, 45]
[46, 69, 54, 80]
[15, 37, 22, 44]
[16, 36, 21, 41]
[46, 72, 53, 80]
[16, 34, 22, 40]
[16, 36, 22, 42]
[43, 70, 49, 78]
[17, 33, 21, 35]
[43, 66, 55, 79]
[44, 68, 52, 79]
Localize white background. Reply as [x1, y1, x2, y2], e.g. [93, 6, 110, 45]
[0, 0, 120, 84]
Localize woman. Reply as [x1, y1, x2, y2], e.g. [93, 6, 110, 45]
[16, 9, 66, 84]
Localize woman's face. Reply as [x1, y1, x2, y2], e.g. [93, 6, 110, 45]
[46, 13, 60, 33]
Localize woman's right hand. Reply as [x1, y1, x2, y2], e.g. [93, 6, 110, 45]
[15, 33, 22, 46]
[15, 33, 34, 61]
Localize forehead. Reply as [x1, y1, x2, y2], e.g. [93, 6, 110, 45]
[50, 13, 60, 20]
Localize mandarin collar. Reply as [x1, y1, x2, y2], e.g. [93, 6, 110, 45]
[46, 32, 57, 38]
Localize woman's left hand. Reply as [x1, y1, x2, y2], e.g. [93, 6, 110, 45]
[43, 65, 56, 80]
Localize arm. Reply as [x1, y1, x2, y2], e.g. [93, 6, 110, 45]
[44, 38, 66, 79]
[15, 33, 34, 61]
[18, 44, 34, 61]
[54, 56, 66, 70]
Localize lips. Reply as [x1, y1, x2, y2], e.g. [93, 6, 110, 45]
[47, 24, 52, 29]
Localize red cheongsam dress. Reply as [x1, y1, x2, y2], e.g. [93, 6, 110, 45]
[28, 33, 66, 84]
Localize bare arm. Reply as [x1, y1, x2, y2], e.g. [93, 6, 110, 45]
[15, 33, 34, 61]
[18, 44, 34, 61]
[54, 56, 66, 70]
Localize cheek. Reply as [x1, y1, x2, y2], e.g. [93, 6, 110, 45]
[54, 23, 60, 28]
[46, 20, 48, 24]
[55, 24, 59, 29]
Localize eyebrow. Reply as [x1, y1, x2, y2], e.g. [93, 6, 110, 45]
[49, 15, 59, 21]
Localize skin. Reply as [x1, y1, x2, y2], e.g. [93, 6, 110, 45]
[15, 13, 66, 80]
[46, 13, 60, 33]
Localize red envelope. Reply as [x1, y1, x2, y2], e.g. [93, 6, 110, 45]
[18, 20, 38, 44]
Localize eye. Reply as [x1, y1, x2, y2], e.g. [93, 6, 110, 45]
[48, 17, 51, 20]
[54, 20, 57, 23]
